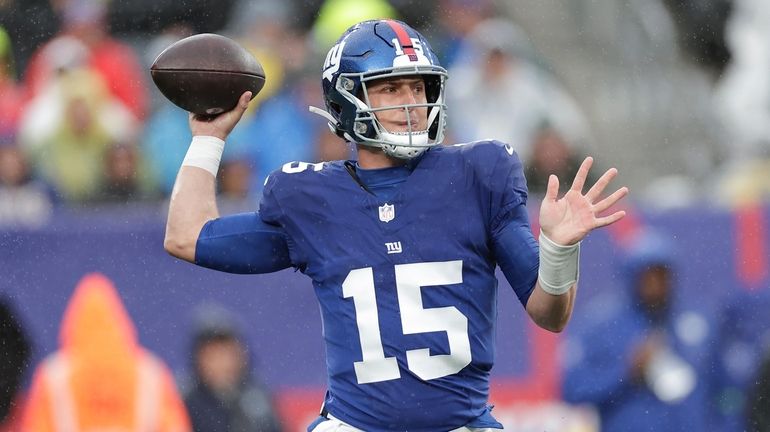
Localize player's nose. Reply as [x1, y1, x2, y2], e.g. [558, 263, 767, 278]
[403, 87, 419, 104]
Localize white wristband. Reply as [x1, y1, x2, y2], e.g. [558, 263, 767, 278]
[182, 136, 225, 176]
[538, 231, 580, 295]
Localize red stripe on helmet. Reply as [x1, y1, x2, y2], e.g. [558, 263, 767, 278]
[384, 20, 418, 62]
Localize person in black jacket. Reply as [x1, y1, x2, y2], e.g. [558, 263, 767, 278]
[182, 306, 282, 432]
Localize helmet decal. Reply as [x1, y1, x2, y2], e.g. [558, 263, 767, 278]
[323, 41, 345, 82]
[385, 20, 418, 62]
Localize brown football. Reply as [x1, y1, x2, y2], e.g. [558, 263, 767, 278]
[150, 33, 265, 115]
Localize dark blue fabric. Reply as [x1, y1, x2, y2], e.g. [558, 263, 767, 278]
[257, 140, 534, 431]
[195, 212, 292, 274]
[354, 163, 411, 202]
[465, 405, 504, 428]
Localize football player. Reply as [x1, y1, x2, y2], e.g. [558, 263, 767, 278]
[164, 20, 628, 432]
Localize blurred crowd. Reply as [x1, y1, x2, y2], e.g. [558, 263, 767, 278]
[0, 0, 768, 228]
[0, 0, 766, 227]
[0, 0, 641, 228]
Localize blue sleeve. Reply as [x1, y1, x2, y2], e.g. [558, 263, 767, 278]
[492, 203, 539, 307]
[195, 212, 293, 274]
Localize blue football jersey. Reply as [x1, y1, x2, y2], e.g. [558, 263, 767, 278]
[259, 140, 533, 431]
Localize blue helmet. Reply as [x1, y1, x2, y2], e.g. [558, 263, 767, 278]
[310, 19, 448, 159]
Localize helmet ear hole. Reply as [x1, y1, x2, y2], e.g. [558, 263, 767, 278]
[425, 76, 441, 104]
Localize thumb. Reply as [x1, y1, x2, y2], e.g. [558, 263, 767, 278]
[222, 91, 252, 125]
[545, 174, 559, 202]
[238, 91, 253, 110]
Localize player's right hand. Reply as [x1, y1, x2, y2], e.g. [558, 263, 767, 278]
[189, 91, 252, 140]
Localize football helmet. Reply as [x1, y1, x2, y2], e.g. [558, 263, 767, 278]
[309, 20, 448, 159]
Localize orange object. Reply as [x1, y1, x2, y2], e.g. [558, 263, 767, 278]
[22, 273, 190, 432]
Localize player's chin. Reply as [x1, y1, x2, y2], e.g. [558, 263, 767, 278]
[383, 124, 428, 134]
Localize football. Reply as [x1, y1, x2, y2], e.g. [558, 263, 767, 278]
[150, 33, 265, 115]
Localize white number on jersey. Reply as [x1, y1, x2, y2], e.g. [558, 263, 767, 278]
[281, 161, 325, 174]
[342, 260, 472, 384]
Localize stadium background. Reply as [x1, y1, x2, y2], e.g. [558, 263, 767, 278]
[2, 0, 770, 430]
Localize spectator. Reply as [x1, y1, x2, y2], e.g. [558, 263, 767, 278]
[0, 297, 31, 432]
[95, 142, 157, 203]
[182, 305, 282, 432]
[22, 273, 191, 432]
[524, 125, 596, 197]
[19, 66, 136, 202]
[23, 0, 149, 120]
[446, 18, 591, 163]
[0, 136, 53, 227]
[561, 232, 713, 431]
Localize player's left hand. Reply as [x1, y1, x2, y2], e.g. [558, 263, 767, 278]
[539, 157, 628, 245]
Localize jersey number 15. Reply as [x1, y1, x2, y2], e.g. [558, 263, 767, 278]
[342, 260, 472, 384]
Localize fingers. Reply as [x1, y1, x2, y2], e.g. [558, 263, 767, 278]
[585, 167, 618, 202]
[545, 174, 560, 202]
[594, 210, 626, 228]
[570, 157, 593, 193]
[593, 186, 629, 213]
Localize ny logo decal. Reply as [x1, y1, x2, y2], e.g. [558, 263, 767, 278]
[385, 242, 402, 254]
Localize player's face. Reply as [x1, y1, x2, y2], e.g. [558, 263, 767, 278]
[367, 76, 429, 133]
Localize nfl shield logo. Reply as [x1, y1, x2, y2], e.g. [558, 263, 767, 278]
[379, 203, 395, 223]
